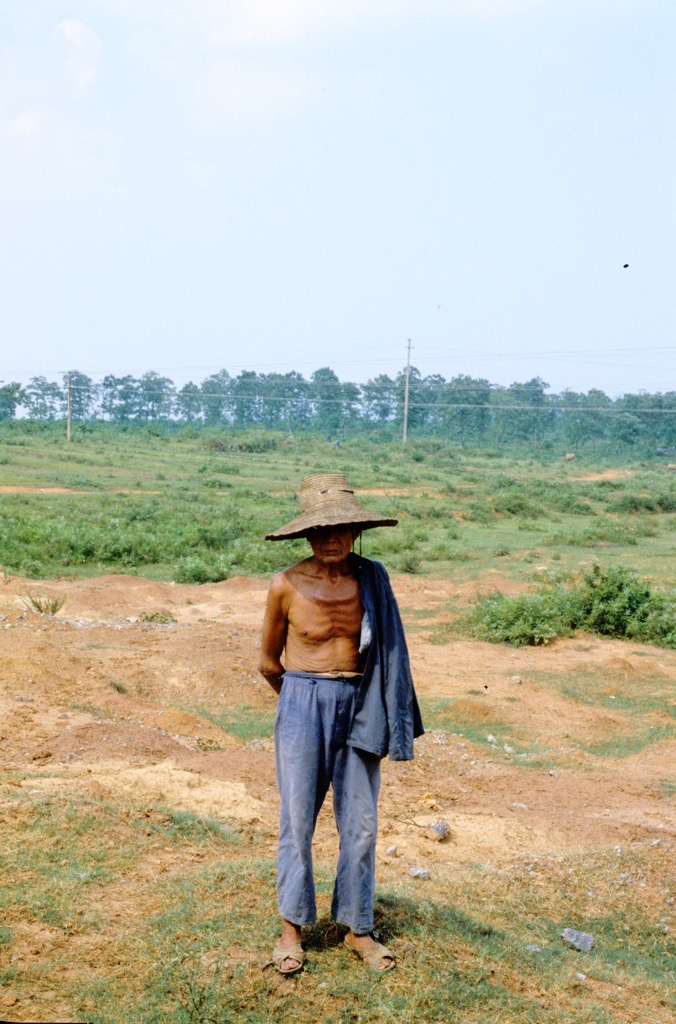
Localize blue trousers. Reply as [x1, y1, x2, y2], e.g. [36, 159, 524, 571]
[274, 672, 381, 934]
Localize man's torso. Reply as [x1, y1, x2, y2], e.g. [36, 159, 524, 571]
[283, 558, 363, 674]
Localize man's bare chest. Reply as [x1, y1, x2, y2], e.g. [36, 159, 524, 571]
[287, 577, 362, 640]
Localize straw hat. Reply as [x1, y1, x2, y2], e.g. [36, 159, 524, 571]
[265, 473, 398, 541]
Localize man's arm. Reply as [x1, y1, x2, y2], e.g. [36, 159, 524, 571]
[258, 572, 290, 694]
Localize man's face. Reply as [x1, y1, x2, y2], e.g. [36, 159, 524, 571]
[306, 525, 357, 564]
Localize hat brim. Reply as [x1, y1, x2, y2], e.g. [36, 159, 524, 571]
[265, 508, 398, 541]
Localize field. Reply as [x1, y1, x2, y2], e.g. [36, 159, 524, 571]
[0, 426, 674, 1023]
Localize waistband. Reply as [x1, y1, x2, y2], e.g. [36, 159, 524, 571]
[284, 670, 362, 683]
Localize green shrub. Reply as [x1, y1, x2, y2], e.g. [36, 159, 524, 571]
[469, 564, 674, 649]
[173, 557, 230, 584]
[575, 564, 674, 644]
[470, 590, 576, 647]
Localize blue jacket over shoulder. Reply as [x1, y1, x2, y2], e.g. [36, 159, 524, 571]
[347, 554, 424, 761]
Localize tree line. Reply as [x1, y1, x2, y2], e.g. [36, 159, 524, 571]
[0, 367, 674, 451]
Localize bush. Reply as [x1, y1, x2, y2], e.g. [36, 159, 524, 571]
[469, 564, 675, 648]
[470, 591, 576, 647]
[575, 563, 674, 643]
[173, 557, 230, 584]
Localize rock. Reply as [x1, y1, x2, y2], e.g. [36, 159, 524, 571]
[526, 944, 543, 953]
[427, 819, 451, 842]
[385, 845, 399, 856]
[561, 929, 594, 952]
[409, 867, 431, 880]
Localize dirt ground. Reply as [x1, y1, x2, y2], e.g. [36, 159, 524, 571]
[1, 570, 674, 877]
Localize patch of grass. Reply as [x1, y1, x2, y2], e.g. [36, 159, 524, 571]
[138, 807, 242, 846]
[581, 724, 675, 759]
[658, 780, 676, 801]
[418, 697, 522, 753]
[68, 702, 108, 718]
[526, 668, 676, 718]
[186, 705, 276, 743]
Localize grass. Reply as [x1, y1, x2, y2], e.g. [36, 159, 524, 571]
[0, 425, 674, 589]
[1, 426, 675, 1020]
[185, 705, 276, 743]
[526, 668, 676, 718]
[0, 788, 672, 1023]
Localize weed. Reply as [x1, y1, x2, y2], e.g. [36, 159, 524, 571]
[21, 591, 65, 615]
[399, 552, 421, 574]
[139, 610, 177, 625]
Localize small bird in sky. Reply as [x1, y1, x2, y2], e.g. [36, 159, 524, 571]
[623, 263, 629, 268]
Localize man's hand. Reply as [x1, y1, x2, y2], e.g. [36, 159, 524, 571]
[259, 662, 284, 694]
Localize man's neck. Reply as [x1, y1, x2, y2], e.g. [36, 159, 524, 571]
[309, 555, 353, 580]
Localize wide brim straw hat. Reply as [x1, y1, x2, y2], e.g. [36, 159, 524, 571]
[265, 472, 398, 541]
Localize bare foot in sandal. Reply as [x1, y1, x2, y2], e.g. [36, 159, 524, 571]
[344, 931, 395, 971]
[271, 920, 305, 975]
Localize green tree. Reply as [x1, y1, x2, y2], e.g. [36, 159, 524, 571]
[201, 370, 231, 425]
[310, 367, 342, 434]
[231, 371, 261, 427]
[362, 374, 396, 425]
[436, 375, 492, 443]
[610, 412, 643, 448]
[63, 371, 99, 421]
[502, 377, 551, 445]
[137, 372, 175, 421]
[0, 382, 23, 420]
[100, 375, 140, 422]
[176, 381, 203, 422]
[561, 388, 611, 451]
[394, 366, 428, 434]
[259, 372, 311, 430]
[24, 377, 64, 420]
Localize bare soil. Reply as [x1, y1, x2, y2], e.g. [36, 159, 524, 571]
[1, 571, 674, 874]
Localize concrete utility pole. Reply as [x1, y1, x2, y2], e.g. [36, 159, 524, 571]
[67, 371, 72, 442]
[402, 339, 411, 443]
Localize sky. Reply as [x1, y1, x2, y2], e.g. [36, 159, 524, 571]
[0, 0, 674, 398]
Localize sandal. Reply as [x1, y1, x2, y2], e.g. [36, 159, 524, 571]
[344, 934, 395, 972]
[263, 941, 306, 975]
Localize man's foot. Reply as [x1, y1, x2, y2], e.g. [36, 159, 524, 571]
[344, 931, 395, 972]
[270, 921, 305, 975]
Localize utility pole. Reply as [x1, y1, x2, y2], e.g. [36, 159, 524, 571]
[402, 339, 411, 443]
[67, 371, 72, 442]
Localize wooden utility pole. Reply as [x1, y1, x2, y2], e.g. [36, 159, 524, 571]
[67, 371, 72, 442]
[402, 339, 411, 443]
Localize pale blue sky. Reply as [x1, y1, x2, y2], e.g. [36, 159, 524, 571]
[1, 0, 674, 396]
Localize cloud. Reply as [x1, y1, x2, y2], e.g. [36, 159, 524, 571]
[58, 19, 102, 90]
[85, 0, 544, 51]
[8, 109, 44, 138]
[189, 60, 319, 128]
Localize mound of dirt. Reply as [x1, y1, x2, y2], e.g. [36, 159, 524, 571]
[1, 572, 674, 865]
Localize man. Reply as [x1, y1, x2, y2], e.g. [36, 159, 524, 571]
[259, 473, 423, 974]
